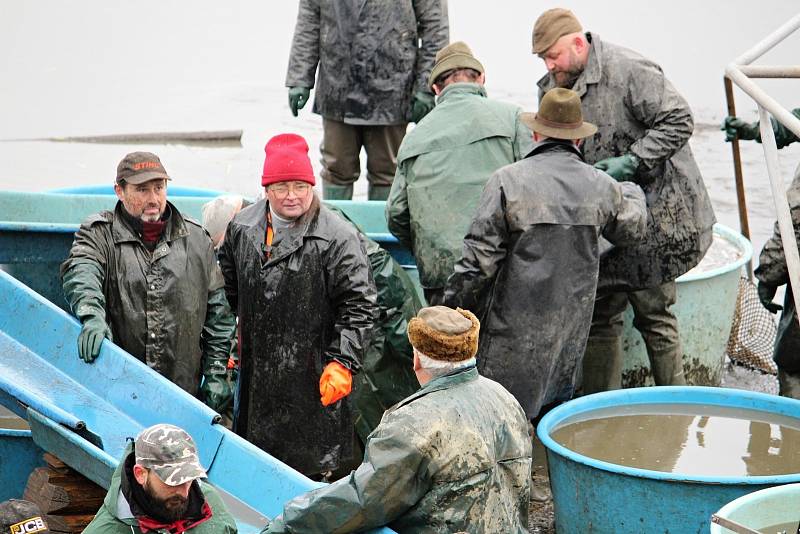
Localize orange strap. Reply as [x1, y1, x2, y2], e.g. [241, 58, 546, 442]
[264, 211, 274, 259]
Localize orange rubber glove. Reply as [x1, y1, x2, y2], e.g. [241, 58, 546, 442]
[320, 361, 352, 407]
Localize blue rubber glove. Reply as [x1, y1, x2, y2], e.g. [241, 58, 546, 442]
[288, 87, 311, 117]
[595, 154, 640, 182]
[78, 316, 112, 363]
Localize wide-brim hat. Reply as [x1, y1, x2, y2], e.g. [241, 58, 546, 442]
[408, 306, 480, 362]
[428, 41, 485, 89]
[521, 87, 597, 140]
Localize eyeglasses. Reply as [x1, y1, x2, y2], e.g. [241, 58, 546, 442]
[267, 182, 312, 198]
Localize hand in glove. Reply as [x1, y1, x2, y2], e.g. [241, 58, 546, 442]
[319, 361, 352, 407]
[78, 316, 112, 363]
[201, 359, 233, 413]
[288, 87, 311, 117]
[594, 154, 640, 182]
[721, 116, 759, 142]
[757, 282, 783, 314]
[410, 91, 436, 123]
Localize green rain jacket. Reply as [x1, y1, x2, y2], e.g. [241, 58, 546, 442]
[265, 366, 532, 534]
[83, 444, 237, 534]
[328, 205, 422, 442]
[60, 202, 235, 397]
[386, 83, 532, 292]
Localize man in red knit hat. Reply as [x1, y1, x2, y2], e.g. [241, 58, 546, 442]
[218, 133, 377, 478]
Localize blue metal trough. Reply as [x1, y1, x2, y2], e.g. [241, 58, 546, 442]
[537, 386, 800, 534]
[0, 268, 394, 533]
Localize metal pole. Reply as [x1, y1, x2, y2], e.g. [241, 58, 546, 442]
[724, 76, 754, 280]
[758, 105, 800, 328]
[738, 65, 800, 78]
[734, 13, 800, 65]
[726, 65, 800, 140]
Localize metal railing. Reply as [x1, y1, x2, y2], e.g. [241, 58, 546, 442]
[725, 12, 800, 325]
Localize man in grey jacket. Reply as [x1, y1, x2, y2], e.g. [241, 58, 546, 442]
[285, 0, 449, 200]
[534, 9, 716, 392]
[443, 88, 647, 421]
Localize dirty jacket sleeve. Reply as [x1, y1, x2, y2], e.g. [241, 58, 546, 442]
[265, 417, 429, 533]
[286, 0, 321, 89]
[60, 216, 111, 325]
[600, 180, 648, 246]
[201, 286, 236, 373]
[386, 163, 412, 249]
[625, 61, 694, 174]
[217, 225, 239, 313]
[513, 111, 534, 161]
[442, 176, 509, 319]
[756, 170, 800, 287]
[412, 0, 450, 94]
[324, 232, 378, 372]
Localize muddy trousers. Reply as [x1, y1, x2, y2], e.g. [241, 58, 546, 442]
[582, 281, 686, 394]
[320, 118, 407, 199]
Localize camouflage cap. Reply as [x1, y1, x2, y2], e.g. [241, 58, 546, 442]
[134, 424, 207, 486]
[0, 500, 49, 534]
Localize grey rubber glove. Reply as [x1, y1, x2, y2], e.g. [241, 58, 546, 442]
[410, 91, 436, 123]
[721, 116, 759, 142]
[757, 282, 783, 314]
[594, 153, 640, 182]
[288, 87, 311, 117]
[201, 359, 233, 413]
[78, 316, 112, 363]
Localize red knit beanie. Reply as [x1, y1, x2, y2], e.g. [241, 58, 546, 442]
[261, 133, 316, 187]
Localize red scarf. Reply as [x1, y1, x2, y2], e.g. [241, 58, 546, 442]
[142, 219, 166, 245]
[137, 501, 213, 533]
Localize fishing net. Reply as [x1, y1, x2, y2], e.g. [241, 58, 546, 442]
[726, 276, 778, 374]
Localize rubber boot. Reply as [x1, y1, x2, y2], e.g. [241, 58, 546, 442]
[323, 182, 353, 200]
[368, 184, 392, 201]
[648, 346, 686, 385]
[778, 369, 800, 400]
[581, 336, 623, 394]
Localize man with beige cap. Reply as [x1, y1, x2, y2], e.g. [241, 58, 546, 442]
[263, 306, 532, 533]
[533, 8, 716, 392]
[444, 88, 647, 421]
[387, 41, 532, 304]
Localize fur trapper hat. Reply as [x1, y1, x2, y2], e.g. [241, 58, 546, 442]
[407, 306, 480, 362]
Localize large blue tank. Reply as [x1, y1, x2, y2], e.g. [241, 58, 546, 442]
[537, 386, 800, 534]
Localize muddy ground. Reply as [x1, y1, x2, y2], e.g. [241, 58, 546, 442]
[527, 358, 779, 533]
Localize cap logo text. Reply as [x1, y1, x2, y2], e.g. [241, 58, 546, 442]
[10, 517, 47, 533]
[132, 161, 160, 170]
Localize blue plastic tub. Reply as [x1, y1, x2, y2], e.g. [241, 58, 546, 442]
[538, 386, 800, 534]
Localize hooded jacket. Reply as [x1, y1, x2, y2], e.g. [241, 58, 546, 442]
[218, 196, 377, 475]
[286, 0, 449, 125]
[387, 82, 533, 291]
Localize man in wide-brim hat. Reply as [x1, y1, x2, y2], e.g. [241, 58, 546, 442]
[444, 87, 647, 424]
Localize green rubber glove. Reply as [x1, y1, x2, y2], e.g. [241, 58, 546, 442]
[410, 91, 436, 123]
[721, 116, 759, 142]
[757, 282, 783, 314]
[288, 87, 310, 117]
[78, 316, 112, 363]
[594, 153, 640, 182]
[201, 360, 233, 413]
